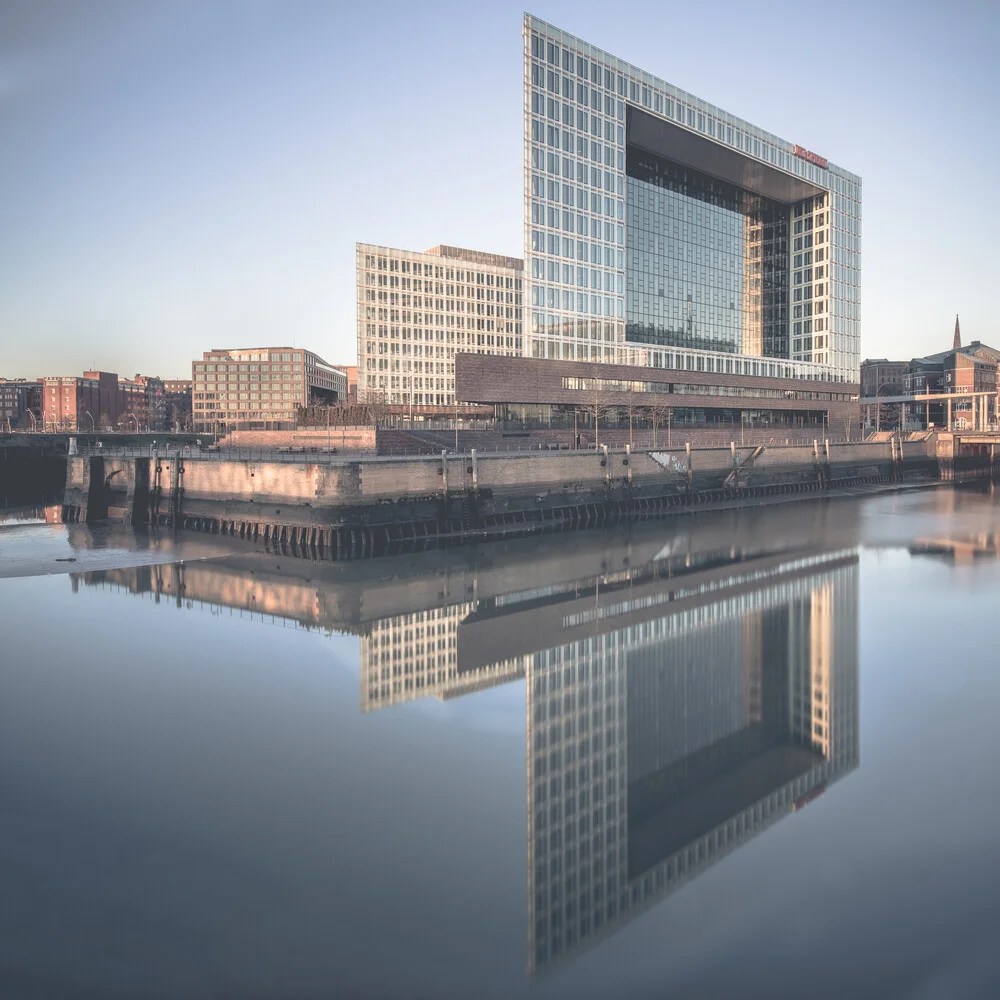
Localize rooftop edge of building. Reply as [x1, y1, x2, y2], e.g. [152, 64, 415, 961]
[199, 347, 344, 372]
[524, 11, 860, 185]
[357, 242, 523, 272]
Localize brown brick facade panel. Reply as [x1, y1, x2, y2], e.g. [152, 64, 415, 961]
[454, 354, 859, 422]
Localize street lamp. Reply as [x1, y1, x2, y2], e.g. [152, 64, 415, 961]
[83, 410, 95, 433]
[874, 382, 896, 434]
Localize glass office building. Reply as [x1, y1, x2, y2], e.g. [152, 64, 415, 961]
[523, 15, 861, 383]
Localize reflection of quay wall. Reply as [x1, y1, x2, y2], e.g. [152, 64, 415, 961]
[68, 523, 691, 635]
[71, 511, 866, 725]
[67, 499, 860, 631]
[77, 563, 354, 630]
[0, 504, 63, 525]
[525, 553, 859, 976]
[73, 556, 531, 712]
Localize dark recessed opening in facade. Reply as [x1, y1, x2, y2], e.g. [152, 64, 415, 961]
[625, 106, 814, 359]
[626, 106, 825, 205]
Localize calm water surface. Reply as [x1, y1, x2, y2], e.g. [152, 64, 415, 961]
[2, 489, 1000, 998]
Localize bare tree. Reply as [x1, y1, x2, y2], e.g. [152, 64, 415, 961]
[645, 399, 673, 450]
[132, 402, 151, 432]
[576, 382, 615, 451]
[365, 388, 390, 429]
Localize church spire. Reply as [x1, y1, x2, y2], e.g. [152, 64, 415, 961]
[953, 314, 961, 351]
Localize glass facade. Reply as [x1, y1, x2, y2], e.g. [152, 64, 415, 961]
[625, 152, 792, 357]
[523, 15, 861, 383]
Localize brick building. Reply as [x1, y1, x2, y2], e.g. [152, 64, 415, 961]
[455, 353, 859, 435]
[129, 374, 167, 431]
[859, 359, 908, 399]
[40, 370, 168, 431]
[0, 379, 42, 430]
[163, 379, 192, 430]
[41, 375, 103, 431]
[342, 366, 358, 402]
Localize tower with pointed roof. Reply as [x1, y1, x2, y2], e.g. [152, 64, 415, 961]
[953, 314, 961, 351]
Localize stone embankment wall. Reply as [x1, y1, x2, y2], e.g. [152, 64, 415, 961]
[61, 434, 978, 558]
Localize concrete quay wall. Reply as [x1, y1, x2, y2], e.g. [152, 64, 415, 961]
[62, 436, 962, 557]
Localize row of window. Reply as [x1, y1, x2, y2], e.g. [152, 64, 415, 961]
[527, 38, 862, 203]
[559, 376, 851, 401]
[364, 255, 521, 284]
[364, 285, 520, 306]
[198, 352, 301, 366]
[364, 302, 519, 320]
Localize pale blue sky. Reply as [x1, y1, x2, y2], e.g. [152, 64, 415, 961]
[1, 0, 997, 380]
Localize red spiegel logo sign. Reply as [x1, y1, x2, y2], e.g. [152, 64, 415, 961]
[792, 144, 829, 169]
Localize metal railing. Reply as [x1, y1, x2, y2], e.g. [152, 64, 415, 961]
[73, 444, 368, 464]
[71, 435, 889, 466]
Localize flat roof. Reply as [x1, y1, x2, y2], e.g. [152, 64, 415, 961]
[425, 245, 523, 271]
[357, 243, 523, 272]
[628, 107, 826, 204]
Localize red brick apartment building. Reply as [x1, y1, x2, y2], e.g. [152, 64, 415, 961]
[40, 371, 167, 431]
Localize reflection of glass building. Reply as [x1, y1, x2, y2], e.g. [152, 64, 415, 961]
[72, 532, 860, 981]
[909, 534, 1000, 564]
[522, 551, 859, 975]
[523, 15, 861, 381]
[360, 603, 526, 711]
[72, 557, 529, 711]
